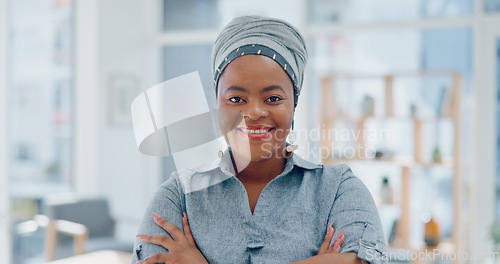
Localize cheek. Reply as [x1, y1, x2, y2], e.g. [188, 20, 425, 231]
[273, 108, 294, 140]
[277, 103, 294, 126]
[217, 106, 242, 136]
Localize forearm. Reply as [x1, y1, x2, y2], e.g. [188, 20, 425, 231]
[290, 253, 364, 264]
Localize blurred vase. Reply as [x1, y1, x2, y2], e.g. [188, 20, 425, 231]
[424, 217, 440, 247]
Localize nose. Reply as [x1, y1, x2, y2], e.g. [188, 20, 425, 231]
[241, 101, 269, 121]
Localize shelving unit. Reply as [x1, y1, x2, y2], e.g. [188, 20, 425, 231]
[320, 72, 464, 260]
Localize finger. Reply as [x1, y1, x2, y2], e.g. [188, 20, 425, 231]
[318, 222, 334, 254]
[328, 235, 344, 253]
[338, 234, 345, 247]
[183, 212, 197, 247]
[136, 234, 174, 249]
[136, 253, 169, 264]
[152, 213, 187, 244]
[317, 222, 335, 254]
[331, 229, 345, 253]
[326, 229, 344, 254]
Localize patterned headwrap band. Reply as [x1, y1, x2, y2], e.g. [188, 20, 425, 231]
[211, 15, 308, 107]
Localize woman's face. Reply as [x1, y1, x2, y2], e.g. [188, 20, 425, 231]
[217, 55, 295, 162]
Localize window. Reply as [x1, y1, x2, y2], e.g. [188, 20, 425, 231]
[9, 0, 74, 262]
[161, 44, 215, 179]
[308, 0, 473, 25]
[163, 0, 220, 30]
[10, 0, 74, 185]
[486, 0, 500, 12]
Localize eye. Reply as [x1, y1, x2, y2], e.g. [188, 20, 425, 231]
[266, 96, 282, 103]
[229, 96, 243, 103]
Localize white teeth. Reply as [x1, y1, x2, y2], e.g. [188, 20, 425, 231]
[240, 128, 271, 134]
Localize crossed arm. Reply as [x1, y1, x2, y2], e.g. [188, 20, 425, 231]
[135, 212, 358, 264]
[132, 166, 386, 264]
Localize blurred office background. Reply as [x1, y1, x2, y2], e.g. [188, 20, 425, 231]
[1, 0, 500, 263]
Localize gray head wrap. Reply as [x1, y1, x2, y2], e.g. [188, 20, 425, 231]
[211, 15, 308, 106]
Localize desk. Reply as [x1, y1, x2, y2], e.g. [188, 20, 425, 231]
[48, 250, 132, 264]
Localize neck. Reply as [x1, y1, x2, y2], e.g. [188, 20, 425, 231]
[230, 147, 287, 185]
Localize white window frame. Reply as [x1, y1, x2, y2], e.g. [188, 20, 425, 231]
[74, 0, 99, 196]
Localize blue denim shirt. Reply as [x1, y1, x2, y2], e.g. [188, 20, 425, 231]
[132, 149, 388, 264]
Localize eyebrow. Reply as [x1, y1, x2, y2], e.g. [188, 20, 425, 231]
[225, 86, 248, 93]
[224, 85, 286, 94]
[262, 85, 286, 94]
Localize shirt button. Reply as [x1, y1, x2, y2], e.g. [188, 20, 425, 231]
[247, 241, 264, 249]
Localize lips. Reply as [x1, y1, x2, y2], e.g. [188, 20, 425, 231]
[235, 125, 274, 140]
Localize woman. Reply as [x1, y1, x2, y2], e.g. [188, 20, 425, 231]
[132, 16, 387, 264]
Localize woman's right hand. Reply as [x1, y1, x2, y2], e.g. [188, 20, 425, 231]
[317, 222, 345, 255]
[135, 212, 208, 264]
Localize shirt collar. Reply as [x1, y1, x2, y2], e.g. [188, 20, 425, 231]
[290, 152, 322, 170]
[194, 147, 321, 175]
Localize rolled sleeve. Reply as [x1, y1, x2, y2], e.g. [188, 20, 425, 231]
[131, 172, 185, 263]
[328, 165, 388, 264]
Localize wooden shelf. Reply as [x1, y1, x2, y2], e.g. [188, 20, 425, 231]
[320, 72, 463, 261]
[323, 157, 454, 168]
[328, 115, 454, 122]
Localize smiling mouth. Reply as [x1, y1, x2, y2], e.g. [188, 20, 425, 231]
[235, 126, 274, 140]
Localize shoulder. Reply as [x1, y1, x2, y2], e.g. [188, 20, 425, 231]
[150, 170, 183, 201]
[292, 153, 351, 178]
[164, 160, 232, 195]
[153, 167, 200, 197]
[317, 163, 372, 198]
[291, 154, 355, 187]
[147, 165, 219, 214]
[320, 163, 351, 177]
[316, 163, 357, 184]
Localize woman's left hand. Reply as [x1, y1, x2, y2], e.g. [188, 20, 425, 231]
[136, 212, 208, 264]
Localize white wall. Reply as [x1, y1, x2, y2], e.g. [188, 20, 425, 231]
[0, 0, 11, 262]
[471, 16, 500, 258]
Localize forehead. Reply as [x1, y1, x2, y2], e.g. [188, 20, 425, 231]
[218, 55, 293, 93]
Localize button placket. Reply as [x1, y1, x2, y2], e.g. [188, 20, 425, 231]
[243, 219, 265, 250]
